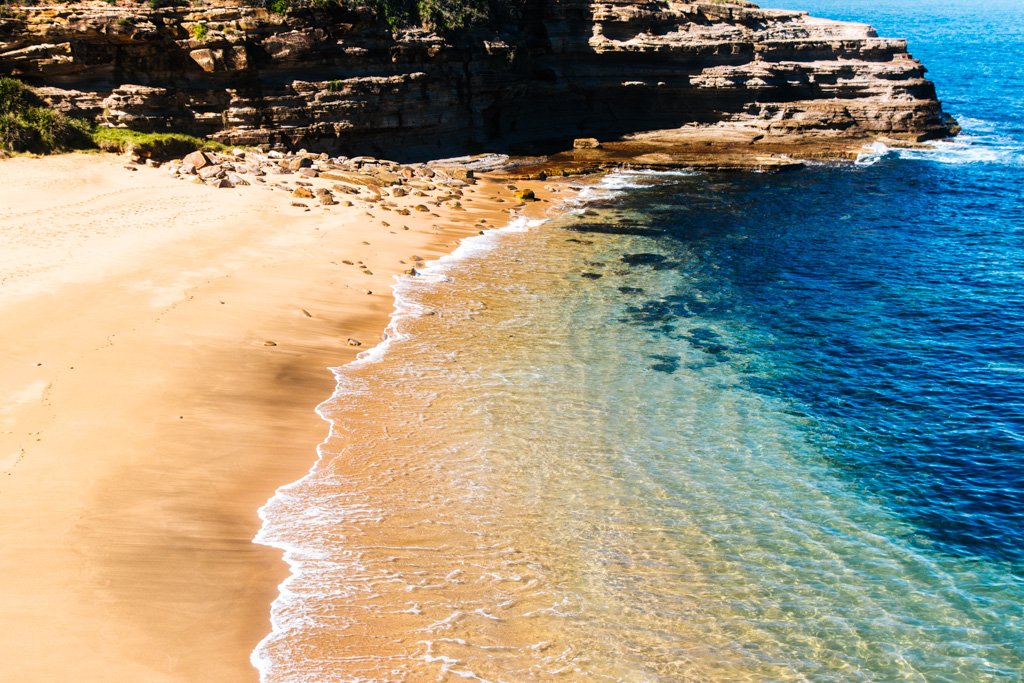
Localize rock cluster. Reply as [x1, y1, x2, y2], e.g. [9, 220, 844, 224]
[0, 0, 956, 159]
[159, 146, 494, 215]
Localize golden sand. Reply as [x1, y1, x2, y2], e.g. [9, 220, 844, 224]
[0, 152, 559, 682]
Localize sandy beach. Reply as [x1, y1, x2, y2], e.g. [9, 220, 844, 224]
[0, 152, 558, 681]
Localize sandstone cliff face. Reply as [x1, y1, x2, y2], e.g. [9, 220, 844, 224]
[0, 0, 954, 159]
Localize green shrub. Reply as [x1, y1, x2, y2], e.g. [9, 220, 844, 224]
[21, 106, 89, 150]
[0, 76, 27, 116]
[0, 78, 92, 154]
[0, 114, 34, 152]
[191, 22, 208, 39]
[416, 0, 486, 31]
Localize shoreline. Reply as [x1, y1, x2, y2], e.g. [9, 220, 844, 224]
[0, 132, 945, 680]
[0, 151, 570, 682]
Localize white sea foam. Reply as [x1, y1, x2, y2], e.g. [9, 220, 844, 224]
[894, 136, 1022, 165]
[856, 118, 1024, 167]
[250, 167, 713, 681]
[569, 167, 701, 206]
[854, 140, 891, 166]
[251, 206, 554, 682]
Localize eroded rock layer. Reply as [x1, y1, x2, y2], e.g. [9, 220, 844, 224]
[0, 0, 955, 159]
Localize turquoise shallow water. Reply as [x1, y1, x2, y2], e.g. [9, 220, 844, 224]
[256, 1, 1024, 679]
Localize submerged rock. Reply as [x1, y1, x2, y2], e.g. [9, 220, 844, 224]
[621, 253, 668, 266]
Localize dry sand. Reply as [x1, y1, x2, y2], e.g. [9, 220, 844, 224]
[0, 152, 561, 681]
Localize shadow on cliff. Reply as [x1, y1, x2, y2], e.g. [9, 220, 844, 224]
[4, 0, 954, 162]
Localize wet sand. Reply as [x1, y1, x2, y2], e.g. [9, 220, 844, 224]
[0, 152, 559, 682]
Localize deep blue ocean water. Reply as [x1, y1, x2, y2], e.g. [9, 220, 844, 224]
[727, 0, 1024, 565]
[611, 161, 1024, 565]
[256, 2, 1024, 679]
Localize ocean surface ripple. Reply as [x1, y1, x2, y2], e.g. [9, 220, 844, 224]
[254, 0, 1024, 680]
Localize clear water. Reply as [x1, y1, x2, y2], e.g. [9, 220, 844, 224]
[255, 1, 1024, 680]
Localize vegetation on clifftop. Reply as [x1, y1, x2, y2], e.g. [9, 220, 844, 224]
[247, 0, 757, 31]
[248, 0, 522, 33]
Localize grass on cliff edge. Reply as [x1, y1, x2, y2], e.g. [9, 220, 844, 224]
[1, 77, 227, 159]
[91, 127, 228, 158]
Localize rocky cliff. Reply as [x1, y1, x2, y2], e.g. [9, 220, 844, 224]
[0, 0, 955, 161]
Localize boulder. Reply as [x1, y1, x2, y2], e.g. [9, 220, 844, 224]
[183, 151, 212, 170]
[574, 137, 602, 149]
[197, 164, 224, 179]
[448, 168, 474, 181]
[292, 187, 314, 199]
